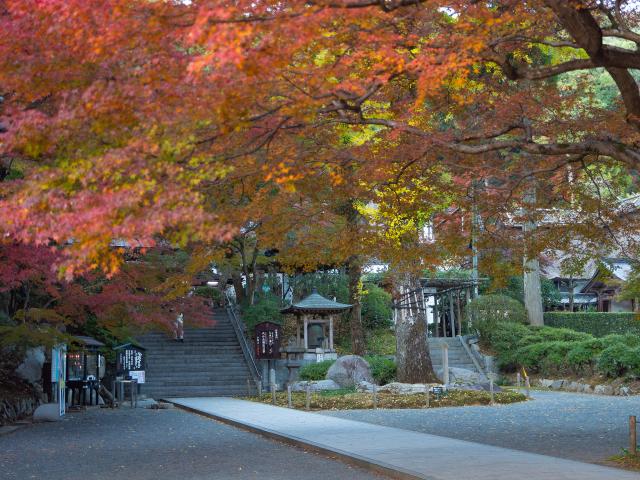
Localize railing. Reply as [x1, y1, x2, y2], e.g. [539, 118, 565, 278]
[225, 293, 262, 392]
[458, 335, 488, 379]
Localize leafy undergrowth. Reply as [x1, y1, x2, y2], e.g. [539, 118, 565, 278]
[608, 451, 640, 471]
[245, 389, 526, 411]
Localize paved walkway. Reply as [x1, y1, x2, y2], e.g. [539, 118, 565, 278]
[169, 397, 640, 480]
[0, 407, 385, 480]
[322, 390, 640, 464]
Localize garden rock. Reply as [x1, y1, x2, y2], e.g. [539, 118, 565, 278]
[550, 379, 565, 390]
[356, 381, 375, 393]
[539, 379, 554, 388]
[137, 398, 158, 409]
[594, 384, 614, 395]
[435, 367, 482, 385]
[15, 347, 45, 385]
[291, 380, 340, 392]
[378, 383, 434, 395]
[566, 381, 580, 392]
[326, 355, 373, 388]
[33, 403, 62, 422]
[581, 384, 594, 394]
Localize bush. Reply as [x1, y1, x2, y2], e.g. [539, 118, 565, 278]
[466, 295, 527, 343]
[516, 341, 574, 374]
[241, 293, 283, 333]
[299, 360, 335, 380]
[365, 356, 397, 385]
[597, 343, 640, 378]
[487, 321, 531, 369]
[366, 329, 396, 355]
[192, 286, 224, 305]
[361, 284, 393, 329]
[544, 312, 640, 337]
[566, 339, 605, 370]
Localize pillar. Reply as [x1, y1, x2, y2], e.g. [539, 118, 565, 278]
[329, 317, 334, 350]
[303, 315, 308, 350]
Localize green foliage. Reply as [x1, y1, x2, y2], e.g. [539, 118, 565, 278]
[366, 329, 396, 355]
[361, 284, 392, 329]
[241, 293, 283, 333]
[299, 360, 335, 380]
[544, 312, 640, 337]
[365, 355, 397, 385]
[485, 320, 640, 378]
[494, 276, 561, 309]
[597, 343, 640, 378]
[192, 286, 223, 304]
[289, 272, 349, 303]
[467, 294, 527, 343]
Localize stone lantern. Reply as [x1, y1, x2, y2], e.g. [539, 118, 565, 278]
[280, 289, 351, 362]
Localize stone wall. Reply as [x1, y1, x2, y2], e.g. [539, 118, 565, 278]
[1, 394, 40, 425]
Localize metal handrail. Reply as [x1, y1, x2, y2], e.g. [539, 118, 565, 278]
[225, 293, 262, 391]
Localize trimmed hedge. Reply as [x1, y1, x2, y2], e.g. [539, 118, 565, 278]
[486, 320, 640, 378]
[544, 312, 640, 337]
[299, 360, 335, 380]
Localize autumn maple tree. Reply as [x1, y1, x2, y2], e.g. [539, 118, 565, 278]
[3, 1, 640, 381]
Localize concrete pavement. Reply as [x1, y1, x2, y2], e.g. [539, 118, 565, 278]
[169, 397, 640, 480]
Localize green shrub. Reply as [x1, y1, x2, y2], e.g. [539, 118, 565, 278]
[516, 341, 574, 373]
[488, 321, 531, 369]
[597, 343, 640, 378]
[544, 312, 640, 337]
[192, 286, 224, 304]
[566, 338, 605, 370]
[466, 295, 527, 344]
[241, 293, 283, 333]
[366, 329, 396, 355]
[299, 360, 335, 380]
[361, 284, 393, 329]
[365, 356, 397, 385]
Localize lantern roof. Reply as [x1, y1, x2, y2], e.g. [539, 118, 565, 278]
[281, 288, 351, 314]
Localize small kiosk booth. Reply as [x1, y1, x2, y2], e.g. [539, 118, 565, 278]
[281, 289, 351, 362]
[66, 336, 105, 406]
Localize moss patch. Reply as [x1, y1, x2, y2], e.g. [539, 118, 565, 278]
[245, 389, 526, 411]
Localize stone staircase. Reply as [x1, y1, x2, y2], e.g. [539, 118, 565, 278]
[138, 308, 255, 398]
[428, 337, 484, 375]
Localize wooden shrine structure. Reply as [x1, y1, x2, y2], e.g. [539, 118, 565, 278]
[281, 289, 351, 362]
[393, 278, 482, 337]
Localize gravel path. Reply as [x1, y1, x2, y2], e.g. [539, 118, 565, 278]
[320, 390, 640, 464]
[0, 407, 386, 480]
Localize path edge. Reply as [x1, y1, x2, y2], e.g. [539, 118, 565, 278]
[166, 399, 431, 480]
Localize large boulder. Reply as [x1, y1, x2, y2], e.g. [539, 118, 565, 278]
[33, 403, 62, 422]
[378, 382, 432, 395]
[326, 355, 374, 387]
[435, 367, 483, 385]
[15, 347, 45, 385]
[290, 380, 341, 392]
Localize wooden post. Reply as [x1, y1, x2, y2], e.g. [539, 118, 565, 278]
[271, 383, 276, 405]
[489, 379, 495, 406]
[287, 385, 292, 409]
[425, 384, 430, 408]
[257, 382, 262, 396]
[329, 317, 334, 350]
[303, 316, 309, 350]
[305, 383, 311, 410]
[433, 294, 439, 337]
[631, 416, 637, 456]
[247, 378, 251, 396]
[373, 384, 378, 410]
[516, 372, 521, 390]
[465, 288, 472, 331]
[442, 342, 449, 385]
[525, 376, 531, 399]
[449, 290, 455, 337]
[456, 290, 462, 336]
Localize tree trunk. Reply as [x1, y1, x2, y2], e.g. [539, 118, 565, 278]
[395, 285, 438, 383]
[347, 257, 366, 356]
[523, 181, 544, 326]
[523, 258, 544, 325]
[231, 273, 245, 305]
